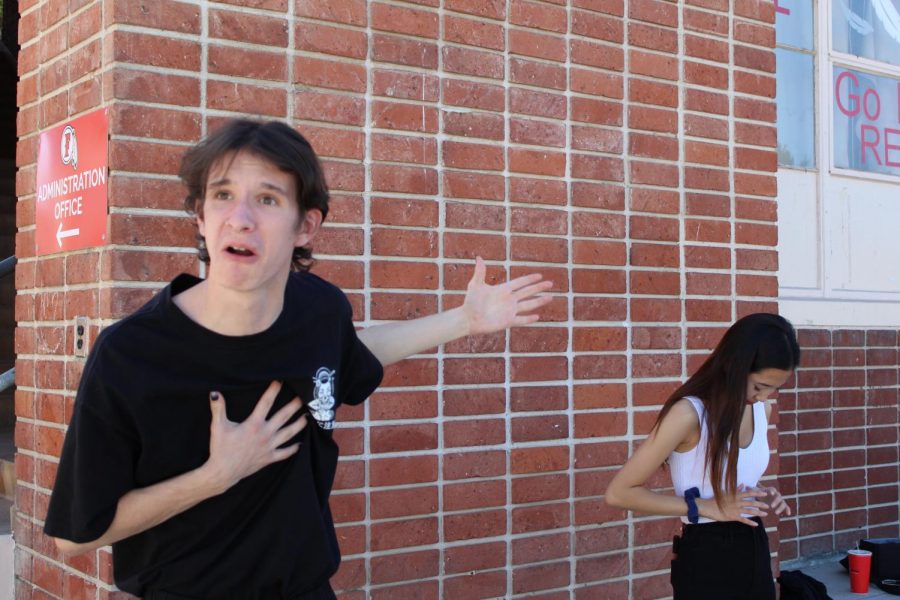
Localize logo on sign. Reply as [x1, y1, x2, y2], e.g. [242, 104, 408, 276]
[60, 125, 78, 170]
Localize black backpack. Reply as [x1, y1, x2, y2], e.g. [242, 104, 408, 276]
[777, 570, 833, 600]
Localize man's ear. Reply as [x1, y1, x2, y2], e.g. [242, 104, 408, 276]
[194, 199, 206, 236]
[294, 208, 323, 247]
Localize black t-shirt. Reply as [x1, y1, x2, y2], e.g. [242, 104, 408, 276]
[44, 272, 383, 599]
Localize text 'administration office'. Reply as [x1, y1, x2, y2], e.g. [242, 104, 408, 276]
[9, 0, 900, 598]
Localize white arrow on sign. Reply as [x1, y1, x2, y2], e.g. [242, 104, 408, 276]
[56, 222, 80, 247]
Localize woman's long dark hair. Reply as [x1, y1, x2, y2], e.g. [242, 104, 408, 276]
[654, 313, 801, 507]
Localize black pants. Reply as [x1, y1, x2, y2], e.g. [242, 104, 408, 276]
[671, 517, 775, 600]
[143, 580, 336, 600]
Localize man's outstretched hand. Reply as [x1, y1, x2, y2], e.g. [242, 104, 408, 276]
[462, 256, 554, 336]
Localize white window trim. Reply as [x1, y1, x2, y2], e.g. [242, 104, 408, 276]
[778, 0, 900, 328]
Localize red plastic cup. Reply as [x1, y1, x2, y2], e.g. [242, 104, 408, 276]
[848, 549, 872, 594]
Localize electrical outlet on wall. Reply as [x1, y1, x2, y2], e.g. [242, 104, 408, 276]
[74, 316, 89, 358]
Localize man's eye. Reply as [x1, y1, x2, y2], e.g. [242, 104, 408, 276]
[212, 191, 231, 200]
[259, 196, 278, 206]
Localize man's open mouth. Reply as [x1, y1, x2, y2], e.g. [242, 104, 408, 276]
[226, 246, 255, 257]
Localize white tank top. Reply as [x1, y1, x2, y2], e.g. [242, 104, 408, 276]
[668, 396, 770, 524]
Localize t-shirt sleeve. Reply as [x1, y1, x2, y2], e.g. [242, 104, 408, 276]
[44, 349, 139, 543]
[337, 298, 384, 407]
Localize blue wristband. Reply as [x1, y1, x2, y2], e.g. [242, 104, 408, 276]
[684, 487, 701, 524]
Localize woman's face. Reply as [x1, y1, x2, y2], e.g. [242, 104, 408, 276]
[746, 368, 793, 404]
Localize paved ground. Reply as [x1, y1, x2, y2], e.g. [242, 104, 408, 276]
[788, 555, 896, 599]
[0, 533, 11, 600]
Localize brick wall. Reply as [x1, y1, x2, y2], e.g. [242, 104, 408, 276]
[10, 1, 818, 599]
[778, 329, 900, 564]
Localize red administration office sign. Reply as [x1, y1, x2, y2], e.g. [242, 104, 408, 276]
[36, 108, 109, 256]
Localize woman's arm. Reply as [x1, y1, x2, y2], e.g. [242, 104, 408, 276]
[605, 399, 701, 517]
[605, 399, 770, 525]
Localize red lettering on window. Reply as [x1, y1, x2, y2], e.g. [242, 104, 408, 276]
[775, 0, 791, 15]
[835, 71, 860, 117]
[860, 125, 882, 165]
[885, 128, 900, 167]
[863, 88, 882, 121]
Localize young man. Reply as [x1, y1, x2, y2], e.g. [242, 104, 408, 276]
[44, 120, 552, 599]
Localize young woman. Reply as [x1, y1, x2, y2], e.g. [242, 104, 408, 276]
[605, 313, 800, 600]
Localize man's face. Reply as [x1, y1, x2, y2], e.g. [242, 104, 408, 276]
[198, 151, 320, 294]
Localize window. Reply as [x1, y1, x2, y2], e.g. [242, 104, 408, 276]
[832, 0, 900, 177]
[775, 0, 816, 168]
[833, 67, 900, 176]
[833, 0, 900, 67]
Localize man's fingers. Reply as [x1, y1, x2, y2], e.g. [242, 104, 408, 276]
[517, 296, 553, 314]
[271, 415, 308, 448]
[251, 380, 283, 420]
[513, 314, 541, 327]
[514, 279, 554, 299]
[268, 397, 303, 430]
[471, 256, 487, 286]
[271, 444, 301, 463]
[507, 272, 546, 293]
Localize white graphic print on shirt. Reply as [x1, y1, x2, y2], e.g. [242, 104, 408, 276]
[309, 367, 337, 430]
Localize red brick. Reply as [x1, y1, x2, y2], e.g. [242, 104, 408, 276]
[371, 550, 439, 585]
[445, 0, 507, 20]
[443, 14, 505, 50]
[294, 56, 366, 92]
[443, 46, 504, 79]
[630, 49, 678, 80]
[444, 541, 506, 574]
[296, 21, 367, 59]
[511, 0, 567, 33]
[630, 22, 677, 53]
[510, 57, 566, 90]
[373, 34, 438, 69]
[297, 0, 367, 26]
[510, 87, 566, 119]
[209, 9, 288, 46]
[572, 9, 623, 43]
[513, 560, 570, 593]
[373, 69, 439, 101]
[371, 487, 438, 519]
[371, 164, 438, 195]
[443, 172, 505, 201]
[510, 28, 566, 62]
[630, 0, 677, 26]
[112, 31, 199, 71]
[444, 509, 506, 541]
[372, 3, 438, 38]
[511, 236, 568, 263]
[571, 39, 624, 71]
[206, 80, 286, 116]
[509, 148, 566, 177]
[512, 445, 569, 474]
